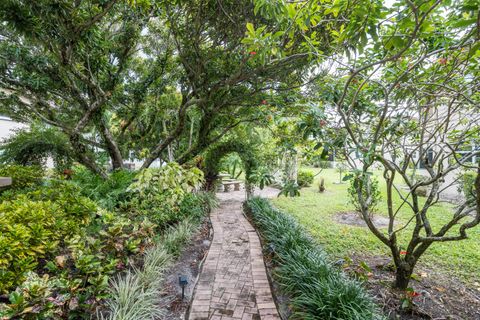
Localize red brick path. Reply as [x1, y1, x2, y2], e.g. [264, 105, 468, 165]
[188, 198, 280, 320]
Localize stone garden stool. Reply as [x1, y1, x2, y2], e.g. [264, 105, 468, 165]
[0, 177, 12, 189]
[222, 181, 242, 192]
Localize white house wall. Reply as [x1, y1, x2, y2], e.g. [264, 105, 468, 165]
[0, 117, 26, 141]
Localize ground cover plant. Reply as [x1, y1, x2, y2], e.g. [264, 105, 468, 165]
[245, 197, 380, 320]
[100, 216, 208, 320]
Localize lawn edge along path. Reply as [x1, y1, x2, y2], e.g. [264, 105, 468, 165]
[188, 197, 280, 320]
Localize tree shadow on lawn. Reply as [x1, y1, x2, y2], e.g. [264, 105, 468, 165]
[334, 211, 391, 228]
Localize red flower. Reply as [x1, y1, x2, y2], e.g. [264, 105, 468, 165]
[63, 169, 74, 180]
[249, 51, 257, 55]
[407, 290, 421, 298]
[400, 250, 408, 255]
[438, 58, 447, 65]
[261, 99, 267, 105]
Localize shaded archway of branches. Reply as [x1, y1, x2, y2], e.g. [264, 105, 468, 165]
[203, 140, 258, 191]
[0, 125, 74, 170]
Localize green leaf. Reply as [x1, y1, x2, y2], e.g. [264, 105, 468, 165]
[360, 261, 372, 272]
[452, 18, 476, 28]
[246, 22, 255, 35]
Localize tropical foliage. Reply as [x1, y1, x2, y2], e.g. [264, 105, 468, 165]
[0, 0, 479, 317]
[0, 164, 211, 319]
[0, 165, 43, 191]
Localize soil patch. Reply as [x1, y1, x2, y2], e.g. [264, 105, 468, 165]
[347, 254, 480, 319]
[335, 211, 390, 228]
[159, 218, 212, 320]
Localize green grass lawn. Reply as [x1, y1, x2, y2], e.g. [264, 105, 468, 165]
[271, 167, 480, 284]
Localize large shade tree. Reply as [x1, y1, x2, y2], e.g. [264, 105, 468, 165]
[135, 0, 349, 168]
[1, 0, 355, 175]
[0, 0, 162, 177]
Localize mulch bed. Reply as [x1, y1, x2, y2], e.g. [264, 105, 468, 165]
[333, 211, 480, 319]
[159, 218, 212, 320]
[348, 254, 480, 320]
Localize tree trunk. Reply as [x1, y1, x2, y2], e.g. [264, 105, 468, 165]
[98, 118, 124, 169]
[394, 263, 414, 290]
[189, 117, 194, 149]
[205, 173, 218, 191]
[162, 120, 175, 162]
[142, 122, 185, 169]
[283, 151, 298, 183]
[246, 182, 254, 199]
[69, 134, 107, 179]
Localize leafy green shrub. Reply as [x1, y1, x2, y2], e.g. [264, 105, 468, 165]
[347, 174, 381, 213]
[178, 193, 215, 220]
[250, 167, 274, 189]
[0, 207, 156, 318]
[128, 163, 203, 205]
[244, 198, 379, 319]
[195, 191, 219, 213]
[0, 162, 211, 319]
[124, 191, 210, 229]
[1, 272, 56, 319]
[71, 166, 136, 210]
[124, 163, 205, 228]
[278, 181, 301, 197]
[0, 186, 96, 293]
[457, 170, 476, 202]
[0, 164, 43, 191]
[297, 170, 314, 187]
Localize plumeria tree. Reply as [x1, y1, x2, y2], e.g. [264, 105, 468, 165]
[252, 0, 480, 290]
[317, 0, 479, 289]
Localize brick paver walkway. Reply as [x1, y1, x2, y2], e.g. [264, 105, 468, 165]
[188, 198, 280, 320]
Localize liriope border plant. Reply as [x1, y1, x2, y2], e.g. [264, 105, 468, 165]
[244, 197, 382, 320]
